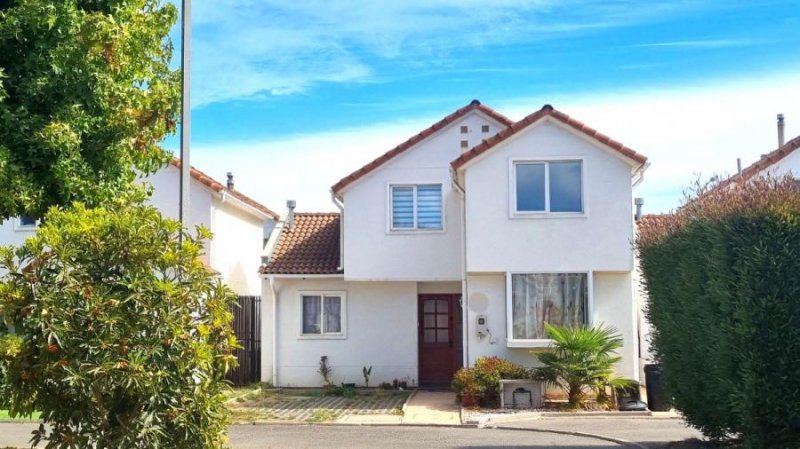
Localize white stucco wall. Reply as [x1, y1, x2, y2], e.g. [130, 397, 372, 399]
[0, 218, 36, 249]
[341, 111, 508, 281]
[210, 198, 265, 295]
[144, 165, 213, 239]
[262, 277, 419, 387]
[462, 118, 636, 272]
[463, 272, 639, 380]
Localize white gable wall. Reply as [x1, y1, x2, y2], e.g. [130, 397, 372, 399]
[342, 112, 507, 281]
[463, 119, 635, 272]
[210, 198, 266, 295]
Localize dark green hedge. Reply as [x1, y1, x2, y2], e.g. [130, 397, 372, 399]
[638, 177, 800, 448]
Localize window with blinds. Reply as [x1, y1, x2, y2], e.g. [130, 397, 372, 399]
[390, 184, 443, 231]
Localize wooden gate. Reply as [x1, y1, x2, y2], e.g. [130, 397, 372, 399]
[227, 295, 261, 386]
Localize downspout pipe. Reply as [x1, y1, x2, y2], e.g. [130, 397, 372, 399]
[450, 167, 469, 368]
[268, 275, 278, 386]
[331, 191, 344, 272]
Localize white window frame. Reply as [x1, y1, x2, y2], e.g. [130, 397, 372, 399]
[505, 271, 594, 348]
[13, 215, 39, 231]
[386, 183, 445, 233]
[298, 290, 347, 340]
[509, 157, 587, 218]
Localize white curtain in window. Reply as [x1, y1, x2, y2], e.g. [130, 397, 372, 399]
[511, 273, 587, 339]
[324, 296, 342, 333]
[302, 295, 322, 334]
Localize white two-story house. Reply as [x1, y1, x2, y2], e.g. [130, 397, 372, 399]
[0, 159, 278, 296]
[260, 100, 649, 388]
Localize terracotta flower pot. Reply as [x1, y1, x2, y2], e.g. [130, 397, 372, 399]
[461, 393, 480, 407]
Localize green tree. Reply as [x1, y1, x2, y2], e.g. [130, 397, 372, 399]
[534, 323, 634, 409]
[0, 0, 180, 220]
[0, 196, 238, 448]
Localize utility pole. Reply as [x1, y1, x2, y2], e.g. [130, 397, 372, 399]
[179, 0, 191, 228]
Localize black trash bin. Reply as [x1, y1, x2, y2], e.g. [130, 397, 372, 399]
[644, 364, 672, 411]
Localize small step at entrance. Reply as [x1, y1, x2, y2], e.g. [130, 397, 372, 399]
[402, 391, 461, 425]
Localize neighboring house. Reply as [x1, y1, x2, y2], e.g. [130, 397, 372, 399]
[260, 100, 649, 388]
[0, 159, 278, 296]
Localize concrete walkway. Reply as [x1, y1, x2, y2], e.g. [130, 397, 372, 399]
[400, 391, 461, 425]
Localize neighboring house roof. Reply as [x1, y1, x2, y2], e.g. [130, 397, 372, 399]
[261, 213, 341, 275]
[169, 159, 279, 220]
[451, 104, 648, 170]
[715, 134, 800, 189]
[331, 99, 514, 195]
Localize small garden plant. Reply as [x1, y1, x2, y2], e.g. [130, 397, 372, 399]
[318, 356, 332, 386]
[451, 356, 530, 407]
[534, 323, 635, 410]
[362, 365, 372, 388]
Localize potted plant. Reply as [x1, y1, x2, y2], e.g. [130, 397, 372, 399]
[533, 323, 635, 410]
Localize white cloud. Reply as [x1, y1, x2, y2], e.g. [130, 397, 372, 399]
[189, 0, 713, 106]
[190, 68, 800, 215]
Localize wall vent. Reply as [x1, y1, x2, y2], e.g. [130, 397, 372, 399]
[460, 126, 469, 134]
[481, 125, 490, 133]
[460, 140, 469, 149]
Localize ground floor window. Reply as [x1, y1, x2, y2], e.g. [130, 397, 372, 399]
[301, 292, 345, 337]
[508, 273, 588, 340]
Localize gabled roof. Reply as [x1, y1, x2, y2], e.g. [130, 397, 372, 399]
[451, 104, 648, 170]
[260, 213, 341, 275]
[331, 100, 514, 195]
[169, 159, 279, 220]
[715, 135, 800, 189]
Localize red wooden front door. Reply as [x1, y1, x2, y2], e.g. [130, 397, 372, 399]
[418, 294, 462, 388]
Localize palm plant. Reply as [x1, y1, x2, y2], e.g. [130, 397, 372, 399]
[534, 323, 635, 409]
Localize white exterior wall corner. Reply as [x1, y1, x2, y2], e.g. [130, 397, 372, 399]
[342, 112, 503, 281]
[462, 120, 636, 273]
[265, 278, 418, 387]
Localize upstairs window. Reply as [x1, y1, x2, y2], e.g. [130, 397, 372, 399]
[514, 160, 583, 214]
[390, 184, 443, 231]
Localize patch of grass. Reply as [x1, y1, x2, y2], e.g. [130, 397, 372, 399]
[391, 407, 404, 416]
[306, 409, 339, 423]
[0, 410, 40, 420]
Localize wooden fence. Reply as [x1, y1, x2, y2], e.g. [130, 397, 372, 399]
[226, 295, 261, 386]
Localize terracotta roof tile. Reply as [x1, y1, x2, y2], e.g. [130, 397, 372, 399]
[261, 213, 341, 275]
[451, 104, 648, 170]
[715, 134, 800, 189]
[169, 159, 279, 220]
[331, 100, 514, 195]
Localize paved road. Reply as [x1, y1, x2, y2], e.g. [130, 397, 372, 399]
[494, 417, 704, 449]
[0, 423, 627, 448]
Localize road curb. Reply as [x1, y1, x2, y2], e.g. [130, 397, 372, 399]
[487, 425, 648, 449]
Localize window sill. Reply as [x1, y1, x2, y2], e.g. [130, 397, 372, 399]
[13, 226, 37, 232]
[506, 339, 554, 349]
[509, 212, 586, 220]
[297, 334, 347, 340]
[387, 228, 445, 235]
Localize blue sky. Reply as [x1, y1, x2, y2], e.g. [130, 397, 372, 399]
[169, 1, 800, 213]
